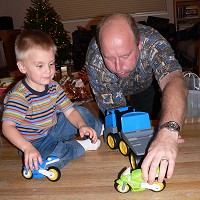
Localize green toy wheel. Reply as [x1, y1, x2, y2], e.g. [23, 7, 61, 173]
[151, 180, 166, 192]
[115, 183, 130, 193]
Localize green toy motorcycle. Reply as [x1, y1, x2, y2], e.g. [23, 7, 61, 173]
[115, 167, 166, 193]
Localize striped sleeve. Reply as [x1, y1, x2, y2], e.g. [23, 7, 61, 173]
[3, 91, 28, 124]
[55, 83, 74, 112]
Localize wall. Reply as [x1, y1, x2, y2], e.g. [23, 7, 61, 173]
[0, 0, 174, 38]
[0, 0, 31, 30]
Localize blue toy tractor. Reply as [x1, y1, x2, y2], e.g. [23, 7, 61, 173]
[104, 106, 155, 169]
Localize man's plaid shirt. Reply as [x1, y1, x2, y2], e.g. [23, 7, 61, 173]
[86, 24, 182, 114]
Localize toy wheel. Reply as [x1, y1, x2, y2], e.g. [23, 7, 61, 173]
[47, 167, 61, 182]
[119, 140, 130, 156]
[115, 183, 130, 193]
[22, 169, 33, 179]
[151, 180, 166, 192]
[129, 153, 136, 169]
[107, 133, 120, 150]
[129, 152, 142, 169]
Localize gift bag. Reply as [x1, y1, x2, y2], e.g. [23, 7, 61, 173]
[184, 72, 200, 122]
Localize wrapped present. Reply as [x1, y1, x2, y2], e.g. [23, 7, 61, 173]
[77, 65, 89, 84]
[59, 75, 93, 105]
[0, 77, 15, 94]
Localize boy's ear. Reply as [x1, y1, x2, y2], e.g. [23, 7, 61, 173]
[17, 61, 26, 74]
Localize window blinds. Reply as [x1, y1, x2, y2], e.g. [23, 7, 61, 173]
[50, 0, 167, 21]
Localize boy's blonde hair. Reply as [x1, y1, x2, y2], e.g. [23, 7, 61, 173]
[15, 30, 57, 61]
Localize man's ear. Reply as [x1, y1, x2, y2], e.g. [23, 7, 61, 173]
[17, 61, 26, 74]
[138, 39, 142, 51]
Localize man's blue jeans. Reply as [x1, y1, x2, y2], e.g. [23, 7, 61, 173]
[26, 106, 102, 169]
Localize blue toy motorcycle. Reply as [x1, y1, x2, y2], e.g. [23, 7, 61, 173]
[22, 156, 61, 182]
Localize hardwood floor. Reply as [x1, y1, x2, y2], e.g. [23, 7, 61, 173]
[0, 101, 200, 200]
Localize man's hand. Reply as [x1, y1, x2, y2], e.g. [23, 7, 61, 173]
[178, 135, 185, 144]
[141, 129, 180, 184]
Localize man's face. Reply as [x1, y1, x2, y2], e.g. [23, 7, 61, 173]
[99, 20, 141, 78]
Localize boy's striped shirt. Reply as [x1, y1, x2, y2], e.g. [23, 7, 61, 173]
[2, 79, 73, 141]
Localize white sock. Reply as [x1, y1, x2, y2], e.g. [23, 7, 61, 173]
[77, 139, 101, 151]
[100, 124, 104, 136]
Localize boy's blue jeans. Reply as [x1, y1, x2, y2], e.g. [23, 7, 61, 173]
[22, 106, 102, 169]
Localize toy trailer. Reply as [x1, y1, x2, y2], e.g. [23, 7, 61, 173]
[103, 106, 155, 169]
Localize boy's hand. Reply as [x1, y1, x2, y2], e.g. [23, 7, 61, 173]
[79, 125, 98, 143]
[2, 121, 43, 171]
[23, 144, 42, 171]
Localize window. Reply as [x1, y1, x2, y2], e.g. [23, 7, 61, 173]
[50, 0, 167, 21]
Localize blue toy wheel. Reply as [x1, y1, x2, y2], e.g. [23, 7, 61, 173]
[22, 168, 33, 179]
[129, 152, 143, 169]
[107, 133, 120, 150]
[119, 139, 130, 156]
[47, 166, 61, 182]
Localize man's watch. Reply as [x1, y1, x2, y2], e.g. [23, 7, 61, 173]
[158, 121, 180, 133]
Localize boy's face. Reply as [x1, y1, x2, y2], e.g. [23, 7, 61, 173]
[17, 48, 56, 91]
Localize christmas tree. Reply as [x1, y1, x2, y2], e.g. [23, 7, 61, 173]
[23, 0, 72, 65]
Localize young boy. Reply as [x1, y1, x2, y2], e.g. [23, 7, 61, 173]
[2, 30, 102, 171]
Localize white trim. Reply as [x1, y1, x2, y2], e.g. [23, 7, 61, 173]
[61, 11, 168, 24]
[132, 11, 168, 17]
